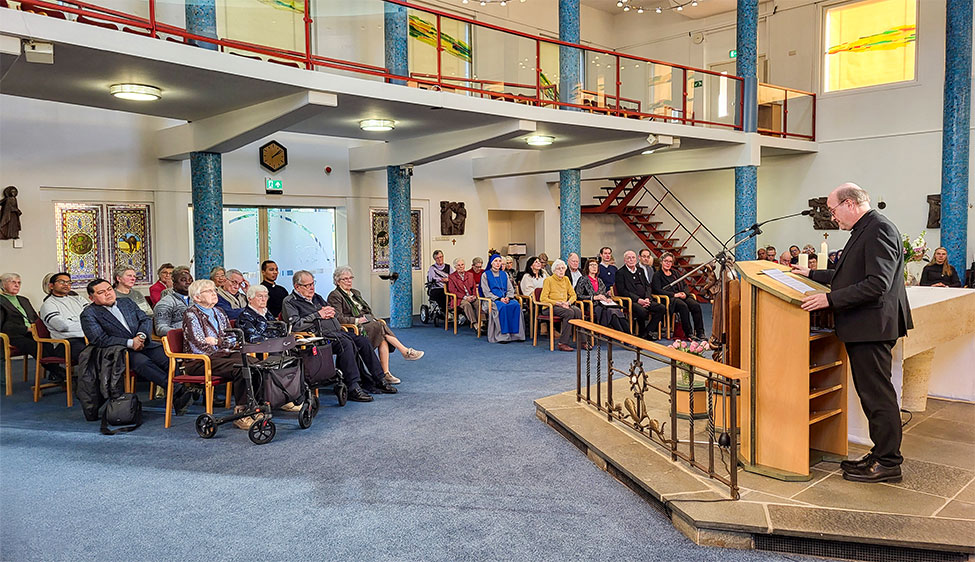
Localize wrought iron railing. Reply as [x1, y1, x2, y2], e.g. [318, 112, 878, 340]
[571, 319, 746, 499]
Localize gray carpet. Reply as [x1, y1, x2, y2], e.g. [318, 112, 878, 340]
[1, 306, 802, 561]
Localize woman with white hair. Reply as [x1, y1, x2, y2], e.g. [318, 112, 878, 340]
[237, 284, 287, 344]
[182, 279, 262, 430]
[2, 272, 64, 381]
[327, 266, 423, 385]
[113, 265, 153, 316]
[538, 259, 583, 351]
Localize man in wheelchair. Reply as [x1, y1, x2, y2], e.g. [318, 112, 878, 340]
[282, 270, 397, 403]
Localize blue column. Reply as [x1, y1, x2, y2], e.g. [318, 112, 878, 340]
[734, 0, 758, 260]
[190, 152, 223, 280]
[941, 0, 972, 276]
[558, 0, 582, 260]
[559, 0, 581, 109]
[384, 4, 409, 86]
[185, 0, 217, 51]
[560, 170, 581, 258]
[387, 166, 413, 329]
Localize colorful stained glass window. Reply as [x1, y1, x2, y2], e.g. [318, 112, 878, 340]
[371, 209, 421, 272]
[54, 202, 153, 289]
[107, 205, 153, 285]
[824, 0, 916, 93]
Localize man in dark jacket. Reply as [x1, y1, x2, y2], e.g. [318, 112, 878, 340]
[81, 279, 192, 415]
[793, 183, 913, 483]
[614, 250, 666, 340]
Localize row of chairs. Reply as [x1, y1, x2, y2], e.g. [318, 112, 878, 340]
[443, 284, 672, 351]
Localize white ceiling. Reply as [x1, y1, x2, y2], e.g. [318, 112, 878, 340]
[581, 0, 737, 19]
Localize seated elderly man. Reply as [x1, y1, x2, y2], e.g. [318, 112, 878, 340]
[237, 284, 287, 344]
[212, 267, 247, 320]
[81, 278, 193, 414]
[282, 270, 396, 402]
[2, 272, 65, 381]
[38, 272, 88, 366]
[183, 279, 263, 429]
[154, 266, 193, 337]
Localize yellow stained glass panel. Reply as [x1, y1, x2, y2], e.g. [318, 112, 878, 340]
[824, 0, 916, 92]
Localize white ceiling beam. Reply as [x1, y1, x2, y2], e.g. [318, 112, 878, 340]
[155, 90, 337, 160]
[348, 119, 538, 172]
[471, 135, 671, 180]
[579, 141, 761, 181]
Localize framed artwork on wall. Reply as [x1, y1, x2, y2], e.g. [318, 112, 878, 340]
[370, 208, 421, 272]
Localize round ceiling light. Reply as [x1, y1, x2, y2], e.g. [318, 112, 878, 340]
[109, 83, 161, 101]
[359, 119, 396, 132]
[526, 135, 555, 146]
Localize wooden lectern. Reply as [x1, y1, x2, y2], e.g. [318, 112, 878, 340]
[735, 261, 849, 481]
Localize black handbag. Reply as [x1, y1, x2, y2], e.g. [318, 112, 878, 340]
[100, 393, 142, 435]
[261, 358, 303, 408]
[299, 344, 338, 387]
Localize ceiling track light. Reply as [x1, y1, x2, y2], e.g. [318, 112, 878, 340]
[109, 83, 161, 101]
[359, 119, 396, 132]
[623, 0, 701, 14]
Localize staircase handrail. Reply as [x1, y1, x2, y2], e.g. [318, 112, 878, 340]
[628, 179, 721, 259]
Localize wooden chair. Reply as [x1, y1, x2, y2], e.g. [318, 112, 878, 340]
[161, 329, 233, 428]
[474, 289, 494, 339]
[655, 295, 672, 339]
[29, 320, 73, 406]
[444, 291, 459, 334]
[532, 288, 578, 351]
[612, 295, 633, 334]
[1, 332, 29, 396]
[611, 295, 668, 339]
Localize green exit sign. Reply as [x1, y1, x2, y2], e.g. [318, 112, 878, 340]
[265, 177, 283, 194]
[729, 49, 737, 59]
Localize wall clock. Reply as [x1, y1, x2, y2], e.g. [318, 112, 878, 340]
[260, 140, 288, 172]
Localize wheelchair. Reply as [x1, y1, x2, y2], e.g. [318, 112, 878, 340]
[419, 280, 446, 326]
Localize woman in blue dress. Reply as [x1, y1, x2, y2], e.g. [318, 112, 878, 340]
[479, 254, 525, 343]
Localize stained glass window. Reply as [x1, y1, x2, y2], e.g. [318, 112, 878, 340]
[54, 203, 153, 289]
[824, 0, 917, 93]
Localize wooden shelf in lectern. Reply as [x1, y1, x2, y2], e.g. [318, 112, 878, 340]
[735, 261, 849, 481]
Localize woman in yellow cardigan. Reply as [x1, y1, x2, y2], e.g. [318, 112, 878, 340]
[539, 259, 584, 352]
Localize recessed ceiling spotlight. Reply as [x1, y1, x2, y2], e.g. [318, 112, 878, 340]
[500, 0, 506, 5]
[109, 83, 161, 101]
[359, 119, 396, 132]
[676, 5, 683, 10]
[616, 1, 623, 6]
[623, 5, 630, 11]
[692, 1, 698, 5]
[526, 135, 554, 146]
[637, 8, 643, 13]
[655, 7, 662, 13]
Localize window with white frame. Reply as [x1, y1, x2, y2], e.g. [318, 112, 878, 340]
[823, 0, 917, 93]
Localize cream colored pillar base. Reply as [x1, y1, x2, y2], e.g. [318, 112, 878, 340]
[902, 348, 936, 412]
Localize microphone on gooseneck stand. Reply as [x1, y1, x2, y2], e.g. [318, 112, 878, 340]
[724, 209, 813, 247]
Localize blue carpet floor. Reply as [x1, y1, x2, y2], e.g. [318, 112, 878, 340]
[1, 306, 802, 561]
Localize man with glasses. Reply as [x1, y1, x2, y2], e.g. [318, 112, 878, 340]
[39, 272, 89, 366]
[215, 268, 247, 321]
[792, 182, 913, 484]
[282, 270, 397, 403]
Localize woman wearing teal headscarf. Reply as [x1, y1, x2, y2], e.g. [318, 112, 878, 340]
[479, 254, 525, 343]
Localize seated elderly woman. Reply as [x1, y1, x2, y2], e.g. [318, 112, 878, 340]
[479, 254, 526, 343]
[182, 279, 262, 430]
[237, 284, 288, 344]
[1, 272, 65, 381]
[113, 265, 153, 316]
[575, 258, 626, 332]
[538, 259, 584, 352]
[327, 266, 423, 385]
[446, 257, 478, 326]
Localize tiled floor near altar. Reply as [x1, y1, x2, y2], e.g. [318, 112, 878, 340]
[535, 367, 975, 559]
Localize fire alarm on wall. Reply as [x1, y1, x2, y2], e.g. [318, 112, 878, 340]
[324, 166, 332, 174]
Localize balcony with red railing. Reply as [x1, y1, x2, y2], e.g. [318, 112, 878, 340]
[0, 0, 815, 140]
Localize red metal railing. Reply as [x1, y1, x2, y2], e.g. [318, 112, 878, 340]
[4, 0, 814, 139]
[757, 83, 816, 140]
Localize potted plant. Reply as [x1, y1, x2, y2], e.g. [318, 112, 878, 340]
[670, 339, 711, 419]
[902, 231, 928, 285]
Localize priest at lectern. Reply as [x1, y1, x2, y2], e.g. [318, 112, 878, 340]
[791, 182, 913, 484]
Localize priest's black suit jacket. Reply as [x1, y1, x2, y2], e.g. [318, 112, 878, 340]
[808, 210, 913, 343]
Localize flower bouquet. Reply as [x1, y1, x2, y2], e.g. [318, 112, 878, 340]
[670, 339, 711, 386]
[901, 231, 928, 284]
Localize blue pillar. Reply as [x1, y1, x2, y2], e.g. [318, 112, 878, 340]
[558, 0, 582, 260]
[559, 0, 581, 109]
[190, 152, 223, 280]
[387, 166, 413, 329]
[734, 0, 758, 260]
[185, 0, 217, 51]
[384, 4, 409, 86]
[941, 0, 972, 276]
[560, 170, 581, 258]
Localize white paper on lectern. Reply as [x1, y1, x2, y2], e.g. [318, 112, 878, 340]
[760, 269, 819, 294]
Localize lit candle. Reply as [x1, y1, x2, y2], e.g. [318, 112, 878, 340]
[817, 252, 826, 269]
[798, 253, 809, 268]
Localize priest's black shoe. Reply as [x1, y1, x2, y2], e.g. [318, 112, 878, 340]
[375, 382, 398, 394]
[348, 387, 374, 402]
[842, 459, 902, 483]
[839, 453, 873, 472]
